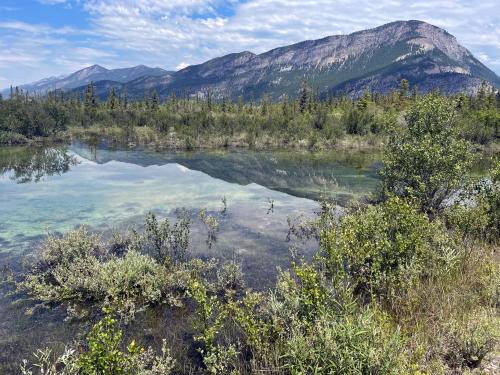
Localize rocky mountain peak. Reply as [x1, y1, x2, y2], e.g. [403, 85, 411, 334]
[6, 21, 499, 100]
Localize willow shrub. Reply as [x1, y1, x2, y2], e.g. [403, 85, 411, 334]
[322, 197, 459, 300]
[283, 307, 408, 375]
[444, 159, 500, 244]
[271, 267, 410, 375]
[16, 225, 193, 320]
[381, 94, 473, 215]
[188, 264, 411, 375]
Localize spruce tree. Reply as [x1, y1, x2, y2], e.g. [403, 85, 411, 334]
[399, 79, 409, 100]
[107, 87, 118, 110]
[151, 90, 160, 111]
[299, 81, 310, 113]
[84, 82, 97, 118]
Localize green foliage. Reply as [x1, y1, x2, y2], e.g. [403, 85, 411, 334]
[445, 159, 500, 243]
[481, 159, 500, 242]
[323, 197, 458, 298]
[283, 307, 409, 375]
[292, 263, 328, 321]
[444, 308, 500, 370]
[21, 312, 176, 375]
[16, 222, 192, 320]
[459, 108, 499, 144]
[78, 313, 133, 374]
[144, 211, 191, 263]
[344, 106, 376, 135]
[189, 277, 240, 374]
[0, 130, 29, 145]
[1, 84, 498, 152]
[199, 208, 220, 248]
[20, 348, 79, 375]
[381, 94, 473, 214]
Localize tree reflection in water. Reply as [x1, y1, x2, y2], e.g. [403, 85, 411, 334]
[0, 146, 79, 183]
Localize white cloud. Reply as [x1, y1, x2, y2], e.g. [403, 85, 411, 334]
[175, 62, 190, 70]
[0, 21, 80, 35]
[78, 0, 500, 73]
[1, 0, 499, 87]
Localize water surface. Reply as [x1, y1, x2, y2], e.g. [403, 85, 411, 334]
[0, 142, 382, 372]
[0, 142, 381, 257]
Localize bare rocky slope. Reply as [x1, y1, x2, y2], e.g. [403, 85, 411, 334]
[11, 20, 500, 100]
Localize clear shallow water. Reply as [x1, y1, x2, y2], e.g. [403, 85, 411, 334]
[0, 142, 381, 257]
[0, 142, 382, 372]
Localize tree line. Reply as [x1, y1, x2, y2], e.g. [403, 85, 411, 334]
[0, 80, 499, 147]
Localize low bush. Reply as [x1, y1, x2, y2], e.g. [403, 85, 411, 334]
[283, 307, 409, 375]
[444, 307, 500, 370]
[445, 159, 500, 244]
[322, 197, 459, 299]
[0, 130, 29, 144]
[20, 312, 176, 375]
[16, 215, 196, 320]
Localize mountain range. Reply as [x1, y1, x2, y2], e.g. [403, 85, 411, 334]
[1, 65, 170, 97]
[3, 20, 500, 101]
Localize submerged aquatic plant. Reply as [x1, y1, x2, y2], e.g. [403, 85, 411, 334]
[199, 208, 220, 249]
[144, 210, 191, 264]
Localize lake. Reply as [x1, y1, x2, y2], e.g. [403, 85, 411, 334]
[0, 141, 381, 371]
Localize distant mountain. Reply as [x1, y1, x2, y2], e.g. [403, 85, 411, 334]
[2, 65, 170, 96]
[8, 20, 500, 101]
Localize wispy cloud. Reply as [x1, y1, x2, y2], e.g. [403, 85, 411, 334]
[80, 0, 500, 70]
[1, 0, 499, 87]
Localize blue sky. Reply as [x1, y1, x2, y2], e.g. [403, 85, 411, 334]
[0, 0, 499, 87]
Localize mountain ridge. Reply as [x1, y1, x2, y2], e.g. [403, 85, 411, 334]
[5, 20, 500, 100]
[1, 65, 171, 97]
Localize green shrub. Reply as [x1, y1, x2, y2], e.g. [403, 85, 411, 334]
[381, 94, 473, 215]
[21, 313, 176, 375]
[445, 159, 500, 243]
[283, 307, 409, 375]
[459, 109, 499, 144]
[144, 211, 191, 264]
[444, 202, 490, 242]
[0, 130, 29, 144]
[78, 314, 134, 374]
[322, 197, 458, 299]
[17, 226, 189, 319]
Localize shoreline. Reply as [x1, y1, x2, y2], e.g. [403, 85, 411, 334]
[3, 127, 499, 154]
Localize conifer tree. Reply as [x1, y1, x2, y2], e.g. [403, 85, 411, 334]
[151, 90, 160, 111]
[206, 90, 212, 112]
[84, 82, 97, 118]
[411, 86, 418, 100]
[107, 87, 118, 110]
[281, 95, 289, 118]
[399, 79, 409, 100]
[121, 89, 128, 109]
[237, 96, 244, 112]
[299, 81, 310, 113]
